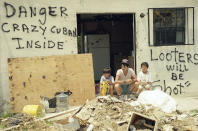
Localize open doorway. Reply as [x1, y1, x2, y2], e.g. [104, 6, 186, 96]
[77, 14, 136, 82]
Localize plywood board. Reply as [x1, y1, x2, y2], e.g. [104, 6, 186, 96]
[8, 54, 95, 112]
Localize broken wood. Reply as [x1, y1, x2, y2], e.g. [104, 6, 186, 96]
[8, 54, 95, 112]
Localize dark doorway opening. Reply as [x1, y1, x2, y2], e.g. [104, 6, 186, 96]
[77, 14, 136, 82]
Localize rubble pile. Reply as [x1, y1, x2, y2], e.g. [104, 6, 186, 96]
[0, 113, 34, 128]
[0, 113, 58, 131]
[74, 96, 198, 131]
[75, 96, 134, 131]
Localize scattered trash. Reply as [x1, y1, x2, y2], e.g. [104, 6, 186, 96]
[23, 105, 42, 116]
[56, 91, 70, 112]
[56, 117, 80, 131]
[40, 90, 72, 113]
[127, 112, 156, 131]
[137, 90, 177, 113]
[86, 124, 94, 131]
[74, 96, 198, 131]
[1, 95, 198, 131]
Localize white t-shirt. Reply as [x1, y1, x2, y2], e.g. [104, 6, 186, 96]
[137, 71, 152, 82]
[116, 68, 136, 81]
[100, 75, 114, 83]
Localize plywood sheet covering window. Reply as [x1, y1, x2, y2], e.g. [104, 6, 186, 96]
[8, 54, 95, 112]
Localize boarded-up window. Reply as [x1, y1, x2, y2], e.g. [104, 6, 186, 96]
[148, 7, 194, 46]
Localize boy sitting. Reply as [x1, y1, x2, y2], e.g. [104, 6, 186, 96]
[100, 67, 114, 96]
[136, 62, 152, 95]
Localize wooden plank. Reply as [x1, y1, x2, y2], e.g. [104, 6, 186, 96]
[8, 54, 95, 112]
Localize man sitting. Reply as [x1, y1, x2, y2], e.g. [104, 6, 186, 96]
[115, 59, 137, 96]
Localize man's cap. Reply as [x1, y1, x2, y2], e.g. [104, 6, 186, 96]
[121, 59, 129, 65]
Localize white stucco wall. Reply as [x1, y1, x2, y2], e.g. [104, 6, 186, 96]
[76, 0, 198, 97]
[0, 0, 198, 112]
[0, 0, 78, 112]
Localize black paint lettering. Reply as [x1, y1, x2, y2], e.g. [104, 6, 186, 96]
[30, 7, 36, 17]
[13, 24, 20, 32]
[35, 41, 41, 48]
[1, 23, 10, 32]
[63, 27, 67, 35]
[12, 37, 24, 49]
[48, 40, 55, 48]
[177, 83, 184, 94]
[50, 26, 56, 33]
[49, 7, 57, 16]
[43, 37, 46, 48]
[179, 52, 185, 63]
[179, 64, 184, 72]
[58, 42, 64, 49]
[185, 81, 191, 87]
[68, 30, 72, 36]
[194, 54, 198, 65]
[179, 73, 184, 80]
[184, 65, 189, 72]
[26, 40, 33, 48]
[31, 25, 39, 32]
[4, 2, 16, 18]
[39, 26, 47, 35]
[176, 63, 179, 71]
[171, 73, 177, 81]
[56, 28, 61, 34]
[186, 53, 193, 63]
[73, 28, 77, 37]
[166, 65, 174, 71]
[60, 7, 68, 16]
[171, 48, 178, 63]
[22, 24, 29, 33]
[166, 53, 172, 61]
[19, 6, 27, 17]
[159, 53, 165, 61]
[173, 87, 178, 95]
[163, 80, 172, 95]
[39, 8, 47, 25]
[150, 49, 158, 61]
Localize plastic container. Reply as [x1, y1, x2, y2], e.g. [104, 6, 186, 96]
[23, 105, 41, 116]
[56, 91, 69, 112]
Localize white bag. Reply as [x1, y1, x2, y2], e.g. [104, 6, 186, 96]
[137, 90, 177, 113]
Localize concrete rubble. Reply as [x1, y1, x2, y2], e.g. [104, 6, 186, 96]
[74, 96, 198, 131]
[1, 96, 198, 131]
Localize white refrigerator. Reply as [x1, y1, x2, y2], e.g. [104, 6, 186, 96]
[86, 34, 110, 81]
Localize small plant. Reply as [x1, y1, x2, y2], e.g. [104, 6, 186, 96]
[0, 122, 6, 129]
[189, 109, 198, 116]
[44, 120, 53, 125]
[37, 111, 45, 118]
[0, 111, 13, 118]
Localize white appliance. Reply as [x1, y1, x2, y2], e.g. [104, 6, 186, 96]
[86, 34, 110, 81]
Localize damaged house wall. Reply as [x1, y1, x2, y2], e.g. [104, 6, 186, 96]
[0, 0, 78, 112]
[76, 0, 198, 96]
[0, 0, 198, 112]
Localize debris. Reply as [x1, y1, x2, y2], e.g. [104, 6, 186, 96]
[128, 112, 156, 131]
[23, 105, 41, 116]
[75, 96, 133, 131]
[163, 125, 173, 131]
[1, 96, 198, 131]
[86, 124, 94, 131]
[56, 91, 70, 112]
[0, 113, 34, 130]
[56, 117, 80, 131]
[74, 96, 198, 131]
[137, 90, 177, 113]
